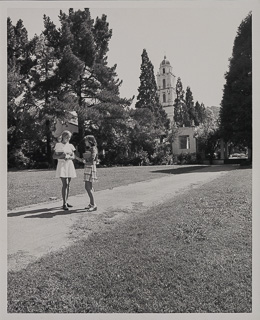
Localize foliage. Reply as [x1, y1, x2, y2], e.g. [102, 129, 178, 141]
[185, 86, 195, 125]
[54, 9, 132, 154]
[173, 77, 187, 126]
[27, 34, 69, 163]
[133, 49, 170, 161]
[8, 148, 31, 169]
[219, 12, 252, 152]
[135, 49, 169, 130]
[85, 103, 131, 165]
[174, 78, 207, 128]
[151, 145, 173, 165]
[129, 108, 158, 157]
[7, 9, 133, 168]
[175, 152, 201, 165]
[194, 101, 207, 126]
[194, 108, 220, 160]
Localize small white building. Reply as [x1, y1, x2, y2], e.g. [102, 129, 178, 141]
[172, 126, 197, 155]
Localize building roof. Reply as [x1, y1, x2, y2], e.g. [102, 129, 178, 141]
[160, 55, 170, 66]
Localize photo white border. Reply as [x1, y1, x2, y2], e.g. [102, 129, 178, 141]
[1, 1, 259, 320]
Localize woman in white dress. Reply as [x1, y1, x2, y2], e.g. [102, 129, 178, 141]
[53, 130, 77, 210]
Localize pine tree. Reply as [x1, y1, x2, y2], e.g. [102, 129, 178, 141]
[194, 101, 207, 126]
[173, 77, 189, 126]
[132, 49, 170, 160]
[220, 12, 252, 158]
[42, 14, 61, 53]
[135, 49, 157, 111]
[7, 18, 17, 67]
[7, 18, 33, 167]
[54, 9, 132, 154]
[27, 33, 68, 164]
[185, 86, 195, 126]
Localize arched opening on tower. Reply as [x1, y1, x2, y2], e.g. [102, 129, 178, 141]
[163, 79, 166, 89]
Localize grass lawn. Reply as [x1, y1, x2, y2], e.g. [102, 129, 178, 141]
[8, 164, 207, 210]
[7, 167, 252, 313]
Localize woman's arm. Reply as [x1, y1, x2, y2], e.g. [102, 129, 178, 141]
[53, 152, 66, 160]
[91, 147, 98, 161]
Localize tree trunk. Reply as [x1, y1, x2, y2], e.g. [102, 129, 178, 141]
[248, 147, 252, 163]
[46, 119, 52, 166]
[77, 115, 85, 156]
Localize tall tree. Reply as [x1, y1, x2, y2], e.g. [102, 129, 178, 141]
[7, 17, 17, 67]
[55, 9, 132, 154]
[26, 33, 68, 163]
[173, 77, 189, 126]
[220, 12, 252, 158]
[7, 18, 34, 167]
[135, 49, 169, 130]
[194, 101, 207, 126]
[185, 86, 195, 126]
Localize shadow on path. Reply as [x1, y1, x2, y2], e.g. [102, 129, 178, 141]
[151, 165, 245, 175]
[8, 206, 87, 218]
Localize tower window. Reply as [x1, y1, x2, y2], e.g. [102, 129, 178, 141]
[163, 79, 166, 89]
[163, 93, 166, 103]
[163, 68, 165, 74]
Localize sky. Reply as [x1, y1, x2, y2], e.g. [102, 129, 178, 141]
[6, 1, 254, 108]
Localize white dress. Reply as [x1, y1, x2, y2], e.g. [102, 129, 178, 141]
[54, 142, 77, 178]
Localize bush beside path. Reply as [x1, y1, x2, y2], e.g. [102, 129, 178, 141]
[7, 166, 252, 313]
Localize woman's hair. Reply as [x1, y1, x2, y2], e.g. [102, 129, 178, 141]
[61, 130, 72, 139]
[84, 135, 97, 147]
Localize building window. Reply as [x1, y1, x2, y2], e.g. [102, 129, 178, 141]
[163, 79, 166, 89]
[179, 135, 190, 149]
[163, 68, 165, 74]
[163, 93, 166, 103]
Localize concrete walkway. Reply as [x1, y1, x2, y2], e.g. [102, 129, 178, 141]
[7, 165, 235, 272]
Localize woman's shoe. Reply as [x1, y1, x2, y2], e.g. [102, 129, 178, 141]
[87, 205, 97, 212]
[85, 204, 92, 210]
[67, 203, 73, 208]
[63, 204, 69, 210]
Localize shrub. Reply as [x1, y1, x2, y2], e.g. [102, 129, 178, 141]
[175, 152, 201, 165]
[151, 151, 173, 165]
[8, 149, 31, 169]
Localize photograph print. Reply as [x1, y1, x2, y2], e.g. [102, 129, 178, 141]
[3, 0, 258, 318]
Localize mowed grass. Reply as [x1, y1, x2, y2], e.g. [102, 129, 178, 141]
[8, 167, 252, 313]
[8, 164, 207, 210]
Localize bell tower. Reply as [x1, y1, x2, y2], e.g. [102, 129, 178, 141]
[156, 56, 176, 121]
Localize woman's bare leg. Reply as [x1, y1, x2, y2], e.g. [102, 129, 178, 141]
[61, 178, 69, 205]
[85, 181, 95, 206]
[66, 178, 71, 202]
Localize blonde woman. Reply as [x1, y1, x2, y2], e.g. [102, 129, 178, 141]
[53, 130, 76, 210]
